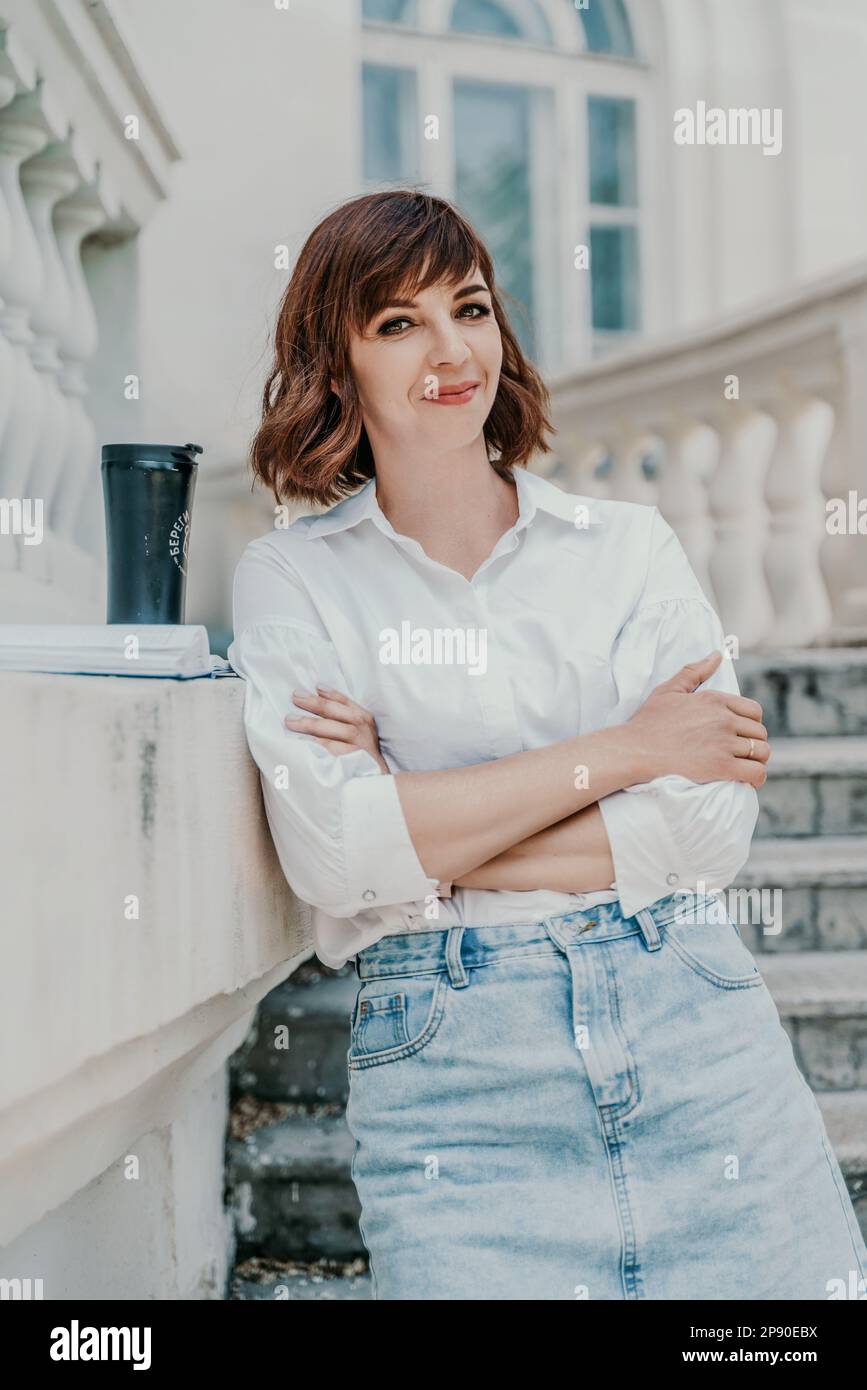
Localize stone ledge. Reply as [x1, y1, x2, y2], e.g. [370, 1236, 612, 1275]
[0, 670, 309, 1245]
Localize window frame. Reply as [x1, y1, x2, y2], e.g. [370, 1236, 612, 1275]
[360, 0, 666, 371]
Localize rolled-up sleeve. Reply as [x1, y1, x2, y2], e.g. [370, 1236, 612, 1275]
[228, 547, 440, 918]
[595, 508, 760, 919]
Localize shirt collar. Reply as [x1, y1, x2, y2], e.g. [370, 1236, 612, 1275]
[302, 466, 603, 541]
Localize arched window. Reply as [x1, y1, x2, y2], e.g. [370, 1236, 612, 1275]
[450, 0, 554, 45]
[578, 0, 634, 56]
[360, 0, 649, 368]
[362, 0, 418, 23]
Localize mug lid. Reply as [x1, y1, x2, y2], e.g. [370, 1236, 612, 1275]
[101, 442, 204, 465]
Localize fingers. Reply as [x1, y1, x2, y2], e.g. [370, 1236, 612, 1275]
[729, 757, 768, 787]
[308, 736, 355, 757]
[658, 650, 723, 693]
[284, 713, 358, 742]
[721, 692, 764, 722]
[734, 733, 771, 763]
[284, 688, 377, 755]
[732, 713, 769, 746]
[291, 687, 373, 726]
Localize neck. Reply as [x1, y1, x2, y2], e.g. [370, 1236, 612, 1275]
[372, 438, 519, 553]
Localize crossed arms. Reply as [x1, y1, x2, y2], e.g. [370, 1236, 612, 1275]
[230, 511, 768, 920]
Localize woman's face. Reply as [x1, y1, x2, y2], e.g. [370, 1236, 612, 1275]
[343, 268, 503, 455]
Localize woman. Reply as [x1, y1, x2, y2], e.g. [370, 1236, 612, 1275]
[228, 190, 866, 1301]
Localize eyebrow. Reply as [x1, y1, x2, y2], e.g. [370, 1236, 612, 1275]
[378, 283, 491, 312]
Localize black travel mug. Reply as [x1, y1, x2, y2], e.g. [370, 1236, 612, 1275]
[101, 442, 204, 623]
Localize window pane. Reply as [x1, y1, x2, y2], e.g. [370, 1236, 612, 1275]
[362, 66, 418, 182]
[588, 96, 637, 207]
[450, 0, 553, 44]
[578, 0, 635, 56]
[589, 225, 639, 331]
[362, 0, 417, 23]
[453, 80, 535, 355]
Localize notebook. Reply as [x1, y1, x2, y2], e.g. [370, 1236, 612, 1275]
[0, 625, 235, 678]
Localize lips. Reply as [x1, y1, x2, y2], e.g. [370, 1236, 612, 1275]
[438, 380, 479, 395]
[424, 380, 481, 405]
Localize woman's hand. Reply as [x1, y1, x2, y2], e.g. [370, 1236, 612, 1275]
[284, 686, 390, 773]
[627, 650, 771, 787]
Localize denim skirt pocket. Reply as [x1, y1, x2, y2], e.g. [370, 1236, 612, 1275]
[349, 970, 450, 1070]
[661, 916, 764, 991]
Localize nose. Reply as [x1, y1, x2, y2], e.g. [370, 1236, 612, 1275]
[427, 313, 472, 368]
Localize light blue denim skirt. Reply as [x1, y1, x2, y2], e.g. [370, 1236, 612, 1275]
[344, 891, 867, 1300]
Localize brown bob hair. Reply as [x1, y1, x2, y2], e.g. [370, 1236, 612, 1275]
[249, 189, 554, 508]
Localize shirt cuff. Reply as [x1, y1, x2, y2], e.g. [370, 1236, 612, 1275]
[342, 771, 442, 912]
[596, 786, 695, 920]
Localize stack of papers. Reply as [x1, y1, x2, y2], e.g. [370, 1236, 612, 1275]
[0, 625, 235, 679]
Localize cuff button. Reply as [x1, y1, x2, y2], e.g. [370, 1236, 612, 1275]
[666, 872, 679, 885]
[362, 888, 377, 902]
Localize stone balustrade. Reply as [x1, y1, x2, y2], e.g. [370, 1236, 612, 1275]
[0, 3, 178, 623]
[546, 260, 867, 649]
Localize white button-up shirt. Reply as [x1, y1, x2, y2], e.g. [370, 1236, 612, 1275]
[228, 466, 758, 969]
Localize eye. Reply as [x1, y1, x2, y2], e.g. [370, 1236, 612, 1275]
[377, 315, 414, 336]
[375, 301, 491, 337]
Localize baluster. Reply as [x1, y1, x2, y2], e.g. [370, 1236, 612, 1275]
[553, 433, 609, 497]
[706, 404, 776, 647]
[606, 423, 657, 503]
[51, 177, 105, 588]
[0, 55, 18, 544]
[19, 137, 78, 586]
[763, 386, 834, 646]
[657, 414, 720, 607]
[0, 86, 56, 574]
[822, 322, 867, 636]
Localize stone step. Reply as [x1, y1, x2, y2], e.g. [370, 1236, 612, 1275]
[733, 835, 867, 950]
[757, 951, 867, 1091]
[226, 1106, 365, 1263]
[756, 736, 867, 838]
[229, 963, 357, 1106]
[232, 1272, 373, 1300]
[230, 1258, 372, 1300]
[738, 648, 867, 737]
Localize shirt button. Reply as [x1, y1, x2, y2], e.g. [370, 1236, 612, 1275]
[666, 872, 679, 885]
[362, 889, 376, 902]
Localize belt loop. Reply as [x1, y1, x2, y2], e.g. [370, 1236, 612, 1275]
[634, 906, 663, 952]
[445, 925, 470, 987]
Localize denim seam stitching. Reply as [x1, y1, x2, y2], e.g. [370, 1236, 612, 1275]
[789, 1063, 867, 1283]
[349, 973, 448, 1069]
[816, 1129, 867, 1282]
[348, 1130, 379, 1298]
[661, 926, 764, 990]
[602, 952, 642, 1119]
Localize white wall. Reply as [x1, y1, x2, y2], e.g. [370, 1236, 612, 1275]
[108, 0, 359, 475]
[0, 1072, 231, 1300]
[783, 0, 867, 278]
